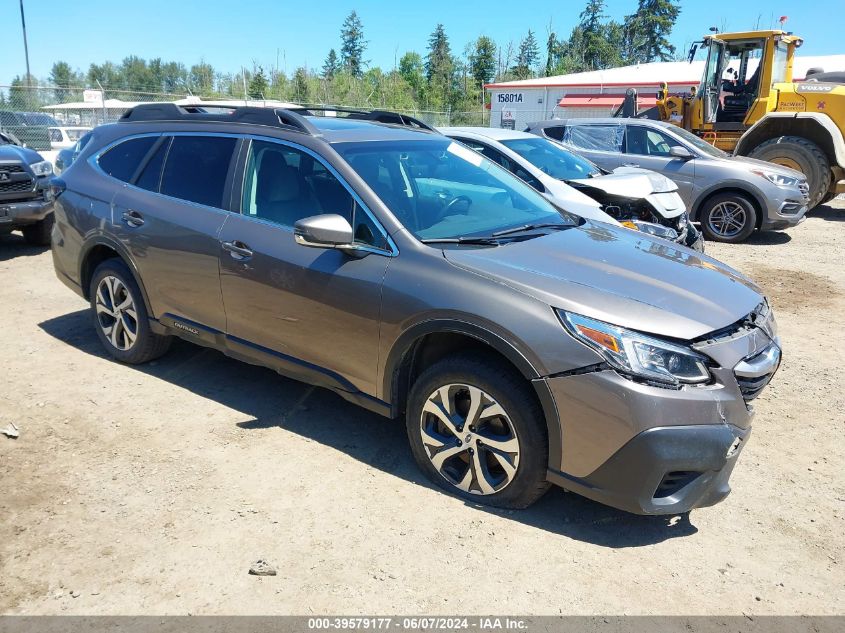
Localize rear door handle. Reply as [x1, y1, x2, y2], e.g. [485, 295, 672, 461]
[121, 209, 144, 227]
[222, 240, 254, 260]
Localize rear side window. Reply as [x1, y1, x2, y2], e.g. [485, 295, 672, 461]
[135, 138, 171, 192]
[98, 136, 157, 182]
[160, 136, 237, 209]
[563, 125, 624, 153]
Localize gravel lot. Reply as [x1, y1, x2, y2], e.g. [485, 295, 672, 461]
[1, 202, 843, 615]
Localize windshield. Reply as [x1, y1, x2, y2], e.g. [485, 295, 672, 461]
[665, 125, 728, 158]
[335, 139, 576, 241]
[500, 137, 601, 180]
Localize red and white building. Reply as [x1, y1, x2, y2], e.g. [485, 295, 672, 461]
[485, 55, 845, 130]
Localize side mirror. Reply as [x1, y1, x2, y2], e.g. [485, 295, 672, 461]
[294, 214, 354, 249]
[669, 145, 694, 160]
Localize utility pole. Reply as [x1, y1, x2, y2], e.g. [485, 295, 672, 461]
[19, 0, 32, 87]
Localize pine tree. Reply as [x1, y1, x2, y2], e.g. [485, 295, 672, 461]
[513, 30, 540, 79]
[322, 49, 339, 79]
[425, 24, 452, 82]
[425, 24, 454, 107]
[575, 0, 624, 70]
[292, 67, 310, 102]
[469, 36, 496, 87]
[340, 10, 367, 78]
[623, 0, 681, 63]
[248, 66, 269, 99]
[545, 31, 561, 76]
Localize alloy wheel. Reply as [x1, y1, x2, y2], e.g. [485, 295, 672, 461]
[419, 384, 520, 495]
[95, 275, 138, 351]
[707, 201, 747, 238]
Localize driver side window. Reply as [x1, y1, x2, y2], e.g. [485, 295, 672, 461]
[242, 140, 388, 250]
[625, 126, 674, 157]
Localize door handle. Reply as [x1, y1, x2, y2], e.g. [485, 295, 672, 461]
[121, 209, 144, 227]
[222, 240, 254, 260]
[622, 162, 640, 168]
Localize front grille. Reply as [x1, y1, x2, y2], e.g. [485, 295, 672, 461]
[736, 372, 774, 400]
[654, 471, 700, 498]
[0, 164, 25, 174]
[0, 179, 34, 194]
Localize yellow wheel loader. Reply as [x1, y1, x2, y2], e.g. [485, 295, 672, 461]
[626, 30, 845, 208]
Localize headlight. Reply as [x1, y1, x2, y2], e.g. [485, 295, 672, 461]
[751, 169, 800, 188]
[559, 311, 711, 386]
[622, 220, 679, 241]
[29, 160, 53, 177]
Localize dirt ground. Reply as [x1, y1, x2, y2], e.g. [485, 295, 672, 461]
[1, 202, 844, 616]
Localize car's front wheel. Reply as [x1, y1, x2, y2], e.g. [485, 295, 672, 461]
[406, 354, 550, 509]
[700, 192, 757, 243]
[89, 259, 171, 364]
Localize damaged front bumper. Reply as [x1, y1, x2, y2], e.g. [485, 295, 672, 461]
[540, 306, 779, 515]
[541, 368, 753, 515]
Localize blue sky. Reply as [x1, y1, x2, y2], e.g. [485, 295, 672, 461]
[0, 0, 840, 87]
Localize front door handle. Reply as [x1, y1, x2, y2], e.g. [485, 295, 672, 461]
[622, 162, 640, 168]
[122, 209, 144, 227]
[222, 240, 254, 260]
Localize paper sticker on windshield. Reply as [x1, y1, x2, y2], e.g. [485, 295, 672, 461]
[447, 141, 483, 167]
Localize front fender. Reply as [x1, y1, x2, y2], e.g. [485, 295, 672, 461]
[691, 179, 769, 221]
[382, 316, 564, 470]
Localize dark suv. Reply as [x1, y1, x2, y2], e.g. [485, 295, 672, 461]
[0, 131, 56, 245]
[51, 104, 781, 514]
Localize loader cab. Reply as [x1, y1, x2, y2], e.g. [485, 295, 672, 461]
[696, 31, 798, 128]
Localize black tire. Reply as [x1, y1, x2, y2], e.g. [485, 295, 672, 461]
[820, 191, 837, 206]
[406, 353, 550, 509]
[748, 136, 832, 208]
[21, 213, 54, 246]
[89, 258, 171, 364]
[699, 191, 758, 243]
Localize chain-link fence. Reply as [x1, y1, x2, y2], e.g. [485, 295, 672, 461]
[0, 84, 490, 153]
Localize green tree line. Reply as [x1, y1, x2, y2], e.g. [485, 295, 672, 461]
[3, 0, 681, 122]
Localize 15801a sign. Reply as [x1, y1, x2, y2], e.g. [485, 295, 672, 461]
[496, 93, 524, 103]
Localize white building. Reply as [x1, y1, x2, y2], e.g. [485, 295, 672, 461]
[485, 55, 845, 130]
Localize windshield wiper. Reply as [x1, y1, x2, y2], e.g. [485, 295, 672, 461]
[420, 236, 502, 245]
[491, 222, 572, 237]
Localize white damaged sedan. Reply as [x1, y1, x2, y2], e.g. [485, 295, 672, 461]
[439, 127, 703, 251]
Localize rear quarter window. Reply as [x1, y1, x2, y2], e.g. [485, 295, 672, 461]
[159, 136, 237, 209]
[98, 136, 157, 182]
[563, 125, 624, 153]
[543, 126, 566, 141]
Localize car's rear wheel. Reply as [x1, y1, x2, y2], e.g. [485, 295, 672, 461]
[406, 354, 550, 509]
[89, 259, 171, 364]
[22, 214, 54, 246]
[700, 192, 757, 243]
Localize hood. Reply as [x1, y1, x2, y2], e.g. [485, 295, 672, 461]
[541, 180, 622, 226]
[443, 223, 763, 340]
[0, 144, 43, 165]
[569, 169, 678, 198]
[726, 155, 806, 180]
